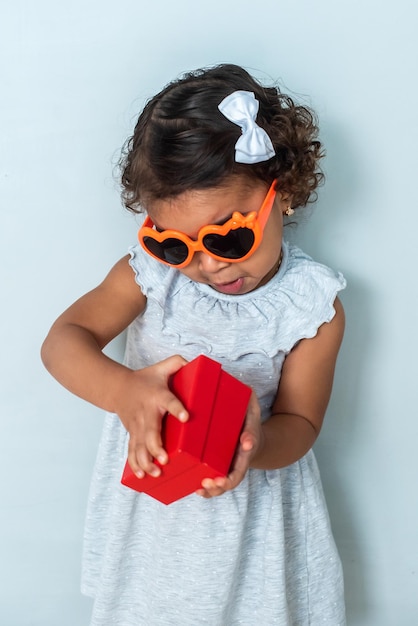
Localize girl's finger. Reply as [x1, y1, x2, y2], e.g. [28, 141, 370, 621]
[132, 443, 162, 478]
[196, 485, 225, 499]
[239, 430, 256, 452]
[144, 428, 168, 466]
[157, 355, 190, 421]
[159, 354, 189, 378]
[165, 394, 189, 423]
[226, 445, 253, 487]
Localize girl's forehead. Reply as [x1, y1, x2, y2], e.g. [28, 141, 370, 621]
[147, 180, 269, 234]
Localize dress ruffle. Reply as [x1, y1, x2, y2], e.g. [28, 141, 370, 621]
[129, 241, 346, 358]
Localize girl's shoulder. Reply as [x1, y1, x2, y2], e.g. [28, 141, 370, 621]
[282, 242, 346, 302]
[260, 242, 346, 353]
[128, 242, 185, 302]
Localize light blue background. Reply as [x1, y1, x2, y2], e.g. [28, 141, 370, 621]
[1, 1, 417, 624]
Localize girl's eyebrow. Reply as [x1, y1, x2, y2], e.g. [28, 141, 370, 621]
[154, 212, 236, 233]
[210, 213, 234, 226]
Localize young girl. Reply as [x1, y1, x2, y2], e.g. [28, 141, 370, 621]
[42, 63, 346, 625]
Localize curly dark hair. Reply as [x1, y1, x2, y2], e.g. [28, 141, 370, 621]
[119, 64, 324, 213]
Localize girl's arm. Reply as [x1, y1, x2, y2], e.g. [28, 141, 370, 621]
[251, 297, 345, 469]
[197, 298, 345, 498]
[41, 255, 188, 477]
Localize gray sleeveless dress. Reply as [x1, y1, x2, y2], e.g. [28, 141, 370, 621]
[81, 241, 346, 625]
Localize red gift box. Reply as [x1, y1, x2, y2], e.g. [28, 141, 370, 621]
[121, 355, 251, 505]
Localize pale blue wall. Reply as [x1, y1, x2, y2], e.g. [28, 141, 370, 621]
[1, 1, 417, 624]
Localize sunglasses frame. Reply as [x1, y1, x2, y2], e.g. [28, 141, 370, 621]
[138, 179, 278, 269]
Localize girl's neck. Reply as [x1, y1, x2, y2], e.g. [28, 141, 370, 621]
[257, 248, 283, 289]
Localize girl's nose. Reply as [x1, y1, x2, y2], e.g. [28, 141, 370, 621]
[196, 251, 230, 273]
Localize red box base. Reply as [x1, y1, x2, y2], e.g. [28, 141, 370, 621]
[121, 355, 251, 504]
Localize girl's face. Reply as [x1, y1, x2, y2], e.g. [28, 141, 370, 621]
[146, 179, 288, 296]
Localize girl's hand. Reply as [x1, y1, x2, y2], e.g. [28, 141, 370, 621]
[195, 392, 263, 499]
[118, 355, 189, 479]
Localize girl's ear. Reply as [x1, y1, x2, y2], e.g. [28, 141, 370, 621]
[276, 191, 294, 216]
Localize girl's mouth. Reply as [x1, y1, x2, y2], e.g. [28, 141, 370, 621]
[211, 277, 244, 294]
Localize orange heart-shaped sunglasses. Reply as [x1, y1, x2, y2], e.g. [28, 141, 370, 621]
[138, 179, 278, 269]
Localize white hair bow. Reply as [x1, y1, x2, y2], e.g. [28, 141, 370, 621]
[218, 90, 275, 164]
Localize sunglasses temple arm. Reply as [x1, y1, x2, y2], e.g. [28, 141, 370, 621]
[258, 180, 278, 231]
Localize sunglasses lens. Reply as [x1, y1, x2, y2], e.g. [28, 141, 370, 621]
[143, 236, 189, 265]
[202, 228, 255, 259]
